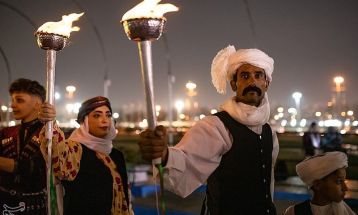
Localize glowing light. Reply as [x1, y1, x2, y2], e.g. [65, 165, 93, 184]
[37, 13, 84, 38]
[353, 121, 358, 126]
[113, 112, 119, 119]
[315, 112, 322, 117]
[333, 76, 344, 92]
[324, 119, 342, 127]
[139, 119, 148, 128]
[334, 76, 344, 84]
[1, 105, 7, 112]
[277, 107, 284, 113]
[175, 100, 184, 113]
[155, 105, 161, 117]
[300, 119, 307, 127]
[73, 103, 81, 114]
[199, 114, 205, 120]
[210, 109, 218, 114]
[179, 113, 185, 120]
[55, 92, 61, 100]
[292, 92, 302, 101]
[290, 119, 297, 127]
[122, 0, 178, 21]
[318, 121, 324, 127]
[288, 107, 297, 114]
[281, 120, 287, 127]
[341, 112, 346, 117]
[9, 121, 16, 126]
[66, 85, 76, 93]
[344, 120, 350, 126]
[274, 115, 279, 121]
[347, 110, 354, 116]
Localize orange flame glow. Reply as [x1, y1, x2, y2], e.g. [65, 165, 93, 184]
[122, 0, 178, 21]
[37, 13, 84, 38]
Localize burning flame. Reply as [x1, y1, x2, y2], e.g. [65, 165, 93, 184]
[122, 0, 178, 21]
[37, 13, 84, 38]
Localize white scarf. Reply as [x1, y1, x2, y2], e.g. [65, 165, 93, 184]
[311, 201, 356, 215]
[220, 93, 270, 126]
[69, 116, 116, 155]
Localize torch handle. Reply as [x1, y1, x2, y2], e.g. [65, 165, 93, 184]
[137, 41, 161, 165]
[46, 50, 56, 215]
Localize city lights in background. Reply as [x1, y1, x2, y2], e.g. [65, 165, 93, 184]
[66, 85, 76, 98]
[0, 74, 357, 135]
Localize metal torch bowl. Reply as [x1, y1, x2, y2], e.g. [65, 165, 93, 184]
[35, 32, 68, 51]
[121, 18, 166, 42]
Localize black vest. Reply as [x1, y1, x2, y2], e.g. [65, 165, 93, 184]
[62, 145, 129, 215]
[294, 200, 313, 215]
[201, 111, 276, 215]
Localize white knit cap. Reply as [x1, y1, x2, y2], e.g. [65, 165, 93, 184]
[211, 45, 274, 94]
[296, 152, 348, 187]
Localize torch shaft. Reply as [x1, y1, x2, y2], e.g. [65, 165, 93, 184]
[137, 41, 157, 129]
[46, 50, 56, 215]
[137, 41, 161, 165]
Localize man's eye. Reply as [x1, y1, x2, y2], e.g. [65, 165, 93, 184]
[240, 74, 249, 79]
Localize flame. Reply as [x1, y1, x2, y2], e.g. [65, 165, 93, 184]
[122, 0, 178, 21]
[37, 12, 84, 38]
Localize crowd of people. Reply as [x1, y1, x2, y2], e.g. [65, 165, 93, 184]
[0, 46, 355, 215]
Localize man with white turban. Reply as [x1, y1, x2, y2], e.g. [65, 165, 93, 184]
[284, 152, 356, 215]
[139, 46, 279, 215]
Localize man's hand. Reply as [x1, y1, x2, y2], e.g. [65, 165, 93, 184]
[139, 125, 169, 164]
[38, 102, 56, 123]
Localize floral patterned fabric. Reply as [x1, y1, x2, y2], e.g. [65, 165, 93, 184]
[39, 125, 133, 214]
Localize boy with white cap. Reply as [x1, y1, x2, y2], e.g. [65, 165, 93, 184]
[139, 46, 279, 215]
[284, 151, 356, 215]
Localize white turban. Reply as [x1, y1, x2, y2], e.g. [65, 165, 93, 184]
[296, 152, 348, 187]
[211, 45, 274, 94]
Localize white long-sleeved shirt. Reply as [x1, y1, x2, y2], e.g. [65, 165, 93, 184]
[164, 115, 279, 198]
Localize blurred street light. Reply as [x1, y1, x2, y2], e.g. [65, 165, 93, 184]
[292, 92, 302, 121]
[66, 85, 76, 99]
[333, 76, 344, 92]
[185, 81, 197, 97]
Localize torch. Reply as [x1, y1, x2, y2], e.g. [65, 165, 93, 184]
[121, 0, 178, 214]
[35, 12, 84, 215]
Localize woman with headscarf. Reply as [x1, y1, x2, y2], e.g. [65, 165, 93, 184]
[40, 96, 133, 215]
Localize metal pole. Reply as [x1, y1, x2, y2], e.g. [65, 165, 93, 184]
[137, 39, 164, 215]
[46, 50, 56, 215]
[137, 41, 157, 130]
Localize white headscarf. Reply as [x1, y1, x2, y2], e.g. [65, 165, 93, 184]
[211, 45, 274, 94]
[296, 152, 355, 215]
[220, 94, 270, 126]
[69, 116, 116, 155]
[296, 151, 348, 187]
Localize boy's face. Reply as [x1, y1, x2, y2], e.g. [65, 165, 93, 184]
[10, 92, 42, 123]
[318, 168, 348, 203]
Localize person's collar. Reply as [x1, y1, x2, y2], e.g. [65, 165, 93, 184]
[21, 118, 42, 127]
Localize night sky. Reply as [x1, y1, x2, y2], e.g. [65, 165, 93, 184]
[0, 0, 357, 112]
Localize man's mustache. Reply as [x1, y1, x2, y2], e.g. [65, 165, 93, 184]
[242, 86, 262, 96]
